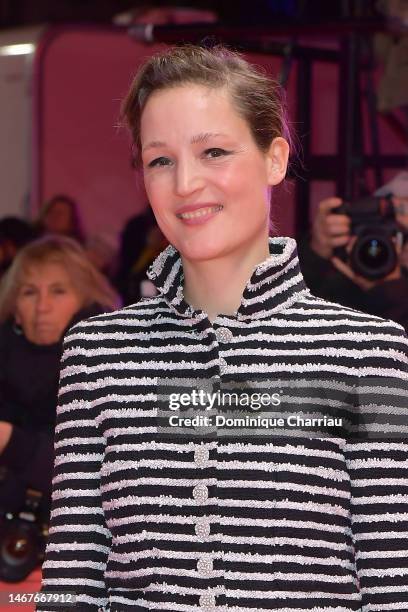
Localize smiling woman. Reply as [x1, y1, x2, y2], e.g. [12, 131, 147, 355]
[138, 81, 289, 321]
[37, 45, 408, 612]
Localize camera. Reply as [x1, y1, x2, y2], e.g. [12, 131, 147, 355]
[0, 487, 48, 582]
[334, 194, 404, 280]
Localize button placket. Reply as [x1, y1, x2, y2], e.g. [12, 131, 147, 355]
[197, 556, 213, 575]
[195, 518, 210, 540]
[199, 591, 216, 609]
[219, 358, 227, 373]
[194, 446, 210, 466]
[215, 327, 233, 343]
[193, 483, 209, 504]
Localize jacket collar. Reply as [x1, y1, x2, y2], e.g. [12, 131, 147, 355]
[146, 236, 309, 321]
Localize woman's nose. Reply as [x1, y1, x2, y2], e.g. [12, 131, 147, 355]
[36, 292, 52, 312]
[174, 158, 204, 196]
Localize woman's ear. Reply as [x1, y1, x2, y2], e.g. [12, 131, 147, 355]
[265, 137, 290, 186]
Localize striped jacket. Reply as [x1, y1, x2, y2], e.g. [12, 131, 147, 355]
[37, 236, 408, 612]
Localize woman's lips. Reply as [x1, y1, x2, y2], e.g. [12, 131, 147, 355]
[34, 322, 55, 329]
[176, 205, 223, 225]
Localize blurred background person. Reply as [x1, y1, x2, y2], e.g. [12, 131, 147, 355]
[34, 195, 86, 245]
[0, 217, 35, 280]
[35, 194, 120, 281]
[0, 235, 119, 525]
[114, 206, 168, 305]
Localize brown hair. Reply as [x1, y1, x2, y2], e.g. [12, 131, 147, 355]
[35, 194, 86, 244]
[0, 235, 119, 322]
[121, 44, 294, 167]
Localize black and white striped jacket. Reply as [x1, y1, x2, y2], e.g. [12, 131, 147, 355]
[37, 237, 408, 612]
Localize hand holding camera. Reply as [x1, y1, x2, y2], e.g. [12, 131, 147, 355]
[311, 195, 407, 290]
[310, 197, 351, 260]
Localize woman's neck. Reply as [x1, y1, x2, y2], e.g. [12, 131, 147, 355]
[182, 239, 271, 323]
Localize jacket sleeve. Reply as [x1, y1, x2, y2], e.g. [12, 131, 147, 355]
[345, 324, 408, 610]
[36, 321, 112, 612]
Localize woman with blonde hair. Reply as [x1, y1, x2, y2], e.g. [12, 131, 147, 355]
[37, 45, 408, 611]
[0, 235, 118, 578]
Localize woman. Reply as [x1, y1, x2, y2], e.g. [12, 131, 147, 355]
[0, 235, 119, 519]
[115, 206, 168, 305]
[35, 195, 86, 244]
[37, 46, 408, 611]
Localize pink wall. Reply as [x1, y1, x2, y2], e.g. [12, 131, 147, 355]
[33, 27, 166, 246]
[32, 27, 406, 247]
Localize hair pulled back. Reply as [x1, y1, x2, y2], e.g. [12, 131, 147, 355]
[121, 44, 293, 167]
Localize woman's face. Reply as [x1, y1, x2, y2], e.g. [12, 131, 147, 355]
[15, 262, 83, 345]
[140, 84, 288, 262]
[44, 201, 73, 234]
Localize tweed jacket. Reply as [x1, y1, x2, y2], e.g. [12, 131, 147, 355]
[37, 237, 408, 612]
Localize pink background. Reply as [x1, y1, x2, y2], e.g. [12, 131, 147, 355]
[32, 27, 407, 245]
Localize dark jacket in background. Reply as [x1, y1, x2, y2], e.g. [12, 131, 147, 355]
[0, 304, 106, 516]
[298, 235, 408, 332]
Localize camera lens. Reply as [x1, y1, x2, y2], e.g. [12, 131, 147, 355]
[4, 533, 32, 561]
[0, 520, 43, 582]
[351, 233, 397, 280]
[360, 239, 388, 267]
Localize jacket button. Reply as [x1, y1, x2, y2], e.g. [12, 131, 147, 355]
[219, 358, 227, 373]
[197, 556, 213, 575]
[197, 379, 212, 394]
[193, 483, 208, 503]
[215, 327, 233, 343]
[194, 446, 210, 466]
[199, 592, 216, 609]
[195, 519, 210, 539]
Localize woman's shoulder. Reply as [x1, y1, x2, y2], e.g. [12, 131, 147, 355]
[295, 292, 407, 361]
[297, 291, 406, 331]
[65, 297, 163, 336]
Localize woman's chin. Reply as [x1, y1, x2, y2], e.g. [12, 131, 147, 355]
[29, 330, 60, 345]
[176, 237, 232, 263]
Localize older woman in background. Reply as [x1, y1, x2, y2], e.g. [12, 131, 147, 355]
[0, 235, 119, 519]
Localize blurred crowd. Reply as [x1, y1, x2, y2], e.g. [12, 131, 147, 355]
[0, 194, 168, 556]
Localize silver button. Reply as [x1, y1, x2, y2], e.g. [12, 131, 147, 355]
[219, 358, 227, 373]
[197, 379, 212, 394]
[194, 446, 210, 465]
[193, 483, 208, 504]
[199, 592, 216, 609]
[195, 519, 210, 539]
[216, 327, 233, 343]
[197, 556, 213, 575]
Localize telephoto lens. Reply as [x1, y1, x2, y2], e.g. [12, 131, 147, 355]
[350, 230, 398, 280]
[334, 195, 400, 280]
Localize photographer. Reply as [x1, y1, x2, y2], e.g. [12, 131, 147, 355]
[298, 188, 408, 331]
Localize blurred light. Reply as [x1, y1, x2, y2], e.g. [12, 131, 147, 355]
[0, 44, 35, 56]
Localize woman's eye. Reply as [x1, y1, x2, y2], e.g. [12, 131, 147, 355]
[204, 148, 229, 159]
[147, 157, 171, 168]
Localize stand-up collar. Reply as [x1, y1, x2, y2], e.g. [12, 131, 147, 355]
[146, 236, 310, 321]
